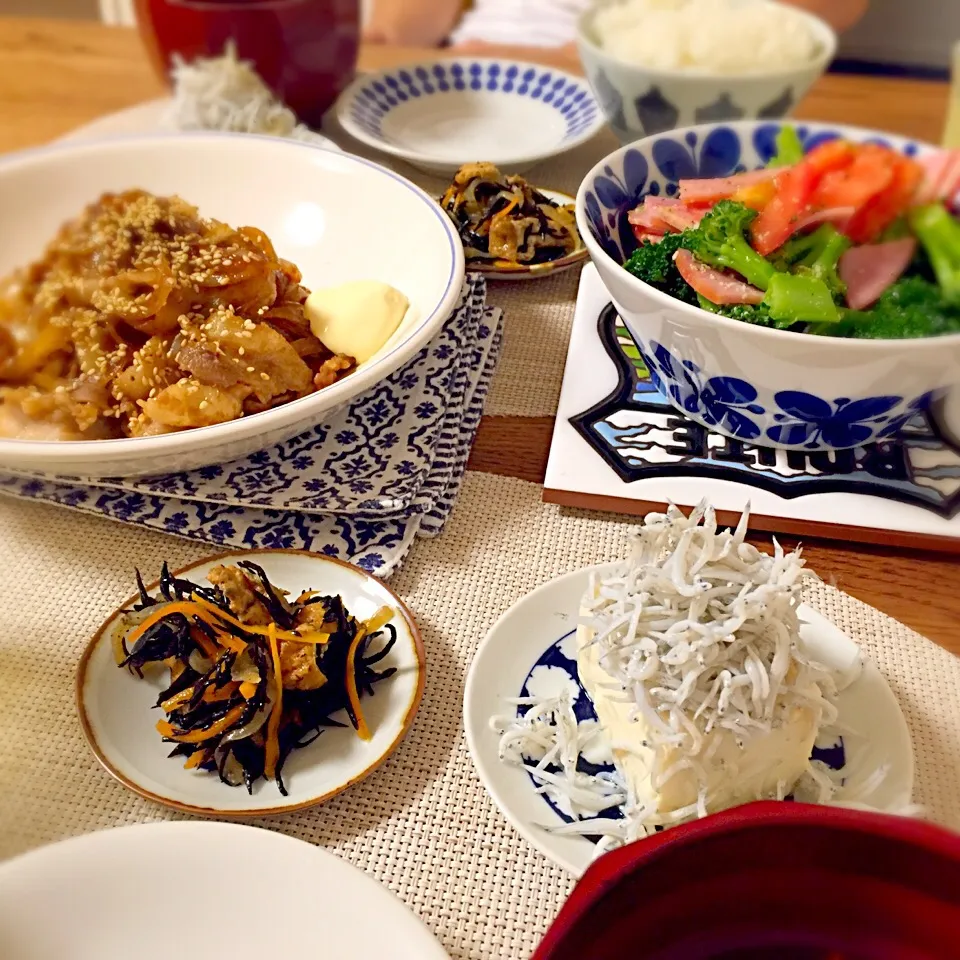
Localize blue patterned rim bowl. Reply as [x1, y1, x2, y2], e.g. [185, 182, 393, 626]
[334, 58, 604, 176]
[574, 120, 960, 452]
[576, 2, 836, 142]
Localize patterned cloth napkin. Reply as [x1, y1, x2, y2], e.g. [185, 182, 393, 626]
[0, 277, 502, 577]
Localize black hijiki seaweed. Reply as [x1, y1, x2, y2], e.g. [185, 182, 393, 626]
[119, 562, 398, 797]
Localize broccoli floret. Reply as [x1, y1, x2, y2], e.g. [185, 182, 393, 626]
[767, 125, 804, 168]
[909, 201, 960, 304]
[825, 276, 960, 339]
[762, 273, 841, 328]
[696, 294, 777, 328]
[774, 223, 851, 301]
[624, 232, 698, 304]
[687, 200, 777, 291]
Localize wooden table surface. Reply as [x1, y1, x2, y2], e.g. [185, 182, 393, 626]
[0, 16, 958, 651]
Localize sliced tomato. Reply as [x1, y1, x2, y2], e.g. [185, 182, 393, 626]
[749, 141, 857, 256]
[845, 154, 923, 243]
[811, 144, 895, 210]
[749, 162, 817, 256]
[802, 139, 856, 178]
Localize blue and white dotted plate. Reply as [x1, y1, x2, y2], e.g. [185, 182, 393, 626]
[464, 564, 914, 875]
[336, 59, 604, 176]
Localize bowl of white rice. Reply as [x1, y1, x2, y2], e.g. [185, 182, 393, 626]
[577, 0, 836, 141]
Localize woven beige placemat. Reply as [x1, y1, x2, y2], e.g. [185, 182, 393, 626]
[1, 472, 958, 959]
[334, 124, 622, 419]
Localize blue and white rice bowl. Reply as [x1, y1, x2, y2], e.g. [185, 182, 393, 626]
[575, 120, 960, 452]
[335, 59, 604, 176]
[576, 0, 836, 142]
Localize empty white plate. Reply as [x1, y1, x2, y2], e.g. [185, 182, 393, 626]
[0, 822, 448, 959]
[336, 59, 604, 176]
[464, 564, 915, 875]
[78, 550, 424, 816]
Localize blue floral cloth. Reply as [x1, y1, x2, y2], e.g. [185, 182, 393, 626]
[0, 277, 502, 577]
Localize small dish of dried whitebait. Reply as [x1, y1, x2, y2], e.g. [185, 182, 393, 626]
[464, 502, 915, 875]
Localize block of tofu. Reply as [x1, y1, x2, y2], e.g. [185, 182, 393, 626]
[576, 608, 820, 818]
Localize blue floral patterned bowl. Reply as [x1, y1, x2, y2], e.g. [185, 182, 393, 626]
[576, 3, 835, 142]
[575, 120, 960, 452]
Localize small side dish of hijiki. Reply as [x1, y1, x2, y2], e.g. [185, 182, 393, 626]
[625, 126, 960, 338]
[441, 163, 582, 270]
[114, 562, 397, 794]
[493, 503, 891, 851]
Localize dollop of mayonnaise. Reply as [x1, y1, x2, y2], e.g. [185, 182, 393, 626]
[305, 280, 409, 365]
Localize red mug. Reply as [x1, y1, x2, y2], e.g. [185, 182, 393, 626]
[533, 802, 960, 960]
[135, 0, 360, 127]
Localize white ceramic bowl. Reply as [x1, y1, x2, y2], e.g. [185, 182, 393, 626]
[335, 58, 604, 176]
[78, 550, 424, 816]
[576, 0, 836, 142]
[575, 120, 960, 452]
[0, 133, 464, 478]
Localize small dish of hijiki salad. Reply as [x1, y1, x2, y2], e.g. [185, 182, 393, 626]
[624, 126, 960, 338]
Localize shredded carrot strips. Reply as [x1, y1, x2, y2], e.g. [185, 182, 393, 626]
[345, 625, 371, 741]
[202, 681, 239, 704]
[213, 627, 248, 655]
[263, 623, 283, 780]
[189, 624, 220, 660]
[156, 704, 246, 743]
[362, 606, 393, 636]
[239, 681, 259, 700]
[111, 624, 128, 666]
[184, 750, 209, 770]
[190, 595, 331, 646]
[161, 685, 198, 713]
[119, 601, 224, 663]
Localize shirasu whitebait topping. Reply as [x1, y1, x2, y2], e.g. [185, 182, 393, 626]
[165, 44, 328, 145]
[493, 502, 913, 854]
[492, 695, 625, 828]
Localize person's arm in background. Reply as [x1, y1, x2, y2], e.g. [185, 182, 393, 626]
[784, 0, 869, 34]
[363, 0, 464, 46]
[363, 0, 869, 58]
[451, 0, 869, 65]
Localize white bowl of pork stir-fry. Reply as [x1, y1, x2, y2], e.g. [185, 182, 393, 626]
[576, 120, 960, 451]
[0, 133, 464, 477]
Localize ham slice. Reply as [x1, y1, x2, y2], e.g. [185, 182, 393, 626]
[628, 196, 709, 235]
[658, 204, 709, 232]
[792, 205, 856, 234]
[673, 248, 765, 305]
[678, 167, 784, 205]
[628, 198, 674, 234]
[839, 237, 917, 310]
[914, 150, 960, 207]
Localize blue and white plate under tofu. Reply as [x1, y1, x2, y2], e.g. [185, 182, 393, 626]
[464, 502, 915, 875]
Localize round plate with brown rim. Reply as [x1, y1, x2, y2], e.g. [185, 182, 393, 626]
[76, 549, 425, 817]
[466, 189, 588, 282]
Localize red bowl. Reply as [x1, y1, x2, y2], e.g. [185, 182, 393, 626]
[533, 802, 960, 960]
[135, 0, 360, 127]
